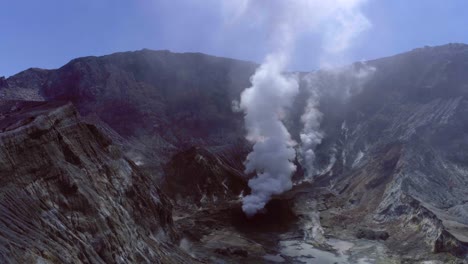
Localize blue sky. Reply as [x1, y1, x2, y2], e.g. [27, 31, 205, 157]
[1, 0, 467, 77]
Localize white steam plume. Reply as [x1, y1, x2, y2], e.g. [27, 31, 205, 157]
[240, 51, 299, 217]
[224, 0, 371, 216]
[234, 2, 304, 217]
[299, 78, 324, 177]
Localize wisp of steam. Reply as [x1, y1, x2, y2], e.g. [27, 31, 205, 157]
[299, 62, 376, 177]
[225, 0, 371, 216]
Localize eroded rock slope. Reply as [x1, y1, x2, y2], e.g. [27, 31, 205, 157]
[0, 100, 196, 263]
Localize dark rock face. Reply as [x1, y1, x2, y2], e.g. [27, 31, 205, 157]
[356, 228, 389, 240]
[214, 247, 248, 258]
[230, 197, 298, 233]
[162, 146, 247, 208]
[0, 101, 196, 263]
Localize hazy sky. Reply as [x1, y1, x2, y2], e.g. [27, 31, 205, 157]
[1, 0, 467, 77]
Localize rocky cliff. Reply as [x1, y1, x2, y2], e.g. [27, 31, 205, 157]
[0, 100, 196, 263]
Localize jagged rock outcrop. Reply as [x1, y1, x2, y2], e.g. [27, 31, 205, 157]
[162, 146, 247, 208]
[0, 69, 48, 101]
[0, 100, 197, 263]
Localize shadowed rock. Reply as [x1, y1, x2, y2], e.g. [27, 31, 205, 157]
[356, 228, 390, 240]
